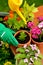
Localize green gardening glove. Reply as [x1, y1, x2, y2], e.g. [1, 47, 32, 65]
[0, 23, 19, 47]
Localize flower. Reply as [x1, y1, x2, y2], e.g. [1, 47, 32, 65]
[30, 58, 34, 62]
[38, 21, 43, 28]
[30, 44, 37, 50]
[25, 49, 29, 52]
[35, 53, 39, 57]
[31, 26, 41, 39]
[23, 44, 27, 48]
[9, 11, 14, 18]
[27, 22, 34, 28]
[38, 17, 43, 21]
[24, 58, 28, 63]
[32, 34, 38, 39]
[37, 49, 40, 54]
[34, 57, 37, 60]
[28, 62, 32, 65]
[3, 16, 8, 21]
[15, 44, 42, 65]
[4, 61, 12, 65]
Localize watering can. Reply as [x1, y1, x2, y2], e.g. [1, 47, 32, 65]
[8, 0, 27, 24]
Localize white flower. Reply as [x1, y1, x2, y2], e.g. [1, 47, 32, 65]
[34, 57, 37, 60]
[38, 21, 43, 28]
[42, 29, 43, 31]
[30, 58, 34, 62]
[25, 49, 29, 52]
[37, 49, 40, 54]
[23, 44, 27, 48]
[28, 62, 32, 65]
[24, 58, 28, 63]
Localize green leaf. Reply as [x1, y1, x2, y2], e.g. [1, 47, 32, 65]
[38, 54, 43, 59]
[15, 54, 26, 59]
[19, 60, 27, 65]
[33, 59, 42, 65]
[16, 48, 25, 53]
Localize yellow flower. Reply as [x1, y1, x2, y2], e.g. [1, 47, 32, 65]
[5, 43, 9, 48]
[4, 61, 12, 65]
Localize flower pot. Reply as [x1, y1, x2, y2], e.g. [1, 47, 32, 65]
[10, 30, 31, 55]
[34, 6, 43, 25]
[32, 38, 43, 55]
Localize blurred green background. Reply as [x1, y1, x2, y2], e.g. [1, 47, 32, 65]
[0, 0, 43, 12]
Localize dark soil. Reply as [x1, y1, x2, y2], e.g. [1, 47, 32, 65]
[15, 32, 30, 44]
[20, 27, 30, 32]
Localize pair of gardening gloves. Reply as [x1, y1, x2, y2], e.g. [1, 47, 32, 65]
[0, 23, 19, 47]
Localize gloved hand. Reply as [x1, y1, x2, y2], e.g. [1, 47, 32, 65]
[0, 23, 19, 47]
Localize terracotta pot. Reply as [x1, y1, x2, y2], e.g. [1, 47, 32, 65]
[34, 6, 43, 25]
[10, 30, 31, 55]
[32, 38, 43, 55]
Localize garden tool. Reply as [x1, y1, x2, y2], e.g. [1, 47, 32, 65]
[0, 12, 9, 23]
[0, 12, 9, 17]
[8, 0, 27, 24]
[0, 23, 19, 47]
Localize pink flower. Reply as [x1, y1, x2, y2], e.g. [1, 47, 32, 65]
[27, 22, 34, 28]
[38, 17, 43, 21]
[30, 58, 34, 62]
[31, 27, 39, 34]
[32, 34, 38, 39]
[31, 26, 41, 39]
[30, 44, 37, 50]
[36, 28, 41, 35]
[24, 58, 28, 63]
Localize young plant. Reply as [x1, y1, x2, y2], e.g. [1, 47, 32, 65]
[18, 31, 27, 41]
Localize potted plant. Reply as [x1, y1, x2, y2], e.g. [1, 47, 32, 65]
[31, 25, 43, 55]
[10, 30, 31, 55]
[14, 30, 31, 47]
[15, 44, 43, 65]
[27, 20, 43, 55]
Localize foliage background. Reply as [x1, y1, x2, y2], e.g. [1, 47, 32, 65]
[0, 0, 43, 12]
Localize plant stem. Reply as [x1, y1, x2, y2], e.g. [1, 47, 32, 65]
[16, 60, 18, 65]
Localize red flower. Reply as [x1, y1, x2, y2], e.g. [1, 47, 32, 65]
[3, 16, 8, 21]
[16, 17, 21, 21]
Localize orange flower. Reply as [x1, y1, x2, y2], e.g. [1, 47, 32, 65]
[9, 11, 14, 18]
